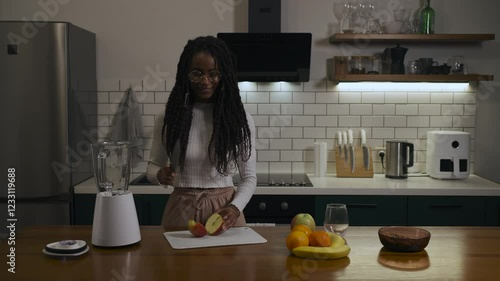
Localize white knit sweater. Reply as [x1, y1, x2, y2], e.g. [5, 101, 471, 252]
[146, 103, 256, 212]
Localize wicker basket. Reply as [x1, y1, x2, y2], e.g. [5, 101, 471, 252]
[378, 226, 431, 252]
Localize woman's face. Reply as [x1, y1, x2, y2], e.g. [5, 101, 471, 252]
[188, 51, 220, 103]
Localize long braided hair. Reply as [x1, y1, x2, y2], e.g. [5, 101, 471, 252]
[161, 36, 252, 175]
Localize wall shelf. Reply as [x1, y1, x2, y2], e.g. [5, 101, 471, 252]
[329, 33, 496, 44]
[331, 74, 494, 84]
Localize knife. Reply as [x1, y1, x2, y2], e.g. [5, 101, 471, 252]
[361, 129, 370, 170]
[348, 129, 355, 174]
[337, 131, 343, 160]
[342, 131, 349, 164]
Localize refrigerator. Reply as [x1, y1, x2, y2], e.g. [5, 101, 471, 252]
[0, 22, 97, 236]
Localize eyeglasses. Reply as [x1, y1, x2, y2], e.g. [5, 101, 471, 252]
[188, 70, 221, 83]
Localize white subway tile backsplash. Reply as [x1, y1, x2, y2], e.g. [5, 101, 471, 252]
[281, 104, 303, 115]
[141, 115, 155, 127]
[293, 116, 315, 126]
[120, 80, 142, 91]
[316, 92, 339, 103]
[244, 104, 258, 115]
[239, 92, 247, 103]
[316, 116, 338, 127]
[453, 116, 475, 127]
[395, 128, 417, 139]
[385, 92, 408, 104]
[109, 92, 125, 103]
[134, 92, 155, 103]
[270, 115, 292, 127]
[407, 92, 430, 103]
[270, 139, 292, 150]
[97, 92, 109, 103]
[97, 79, 120, 91]
[97, 115, 109, 127]
[419, 104, 441, 115]
[339, 92, 361, 103]
[238, 82, 258, 91]
[270, 162, 292, 173]
[252, 116, 269, 127]
[258, 82, 280, 92]
[373, 104, 395, 115]
[396, 104, 418, 115]
[143, 79, 166, 91]
[281, 151, 303, 161]
[361, 92, 385, 103]
[442, 105, 464, 115]
[464, 105, 476, 115]
[384, 116, 407, 127]
[270, 92, 292, 103]
[304, 127, 326, 138]
[326, 128, 342, 138]
[256, 162, 269, 174]
[417, 127, 440, 139]
[143, 126, 154, 138]
[165, 77, 175, 92]
[293, 92, 315, 103]
[339, 116, 361, 127]
[258, 127, 281, 139]
[362, 116, 384, 127]
[304, 104, 327, 115]
[98, 103, 118, 115]
[431, 92, 454, 103]
[430, 115, 453, 127]
[372, 128, 395, 139]
[255, 139, 270, 150]
[305, 80, 327, 92]
[454, 92, 476, 104]
[280, 127, 303, 138]
[154, 92, 169, 103]
[293, 139, 315, 150]
[247, 92, 270, 103]
[258, 104, 280, 115]
[407, 116, 430, 127]
[280, 82, 303, 92]
[328, 104, 349, 115]
[292, 162, 306, 173]
[350, 104, 373, 115]
[258, 150, 280, 161]
[143, 104, 164, 115]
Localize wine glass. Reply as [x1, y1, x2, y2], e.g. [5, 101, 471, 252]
[324, 203, 349, 236]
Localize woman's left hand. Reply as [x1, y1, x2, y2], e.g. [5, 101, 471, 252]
[217, 205, 240, 231]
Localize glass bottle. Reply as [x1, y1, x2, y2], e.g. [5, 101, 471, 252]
[419, 0, 435, 34]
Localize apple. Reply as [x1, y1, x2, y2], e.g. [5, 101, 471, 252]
[188, 220, 207, 237]
[205, 213, 225, 236]
[291, 213, 316, 231]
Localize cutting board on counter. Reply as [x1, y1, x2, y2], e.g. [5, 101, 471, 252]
[163, 227, 267, 249]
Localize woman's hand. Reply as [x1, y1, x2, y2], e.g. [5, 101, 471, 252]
[217, 205, 240, 231]
[156, 166, 176, 186]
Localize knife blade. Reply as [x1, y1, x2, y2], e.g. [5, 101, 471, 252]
[342, 131, 349, 164]
[337, 131, 343, 160]
[348, 129, 355, 174]
[361, 129, 370, 170]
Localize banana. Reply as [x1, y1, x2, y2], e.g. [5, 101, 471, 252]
[292, 244, 351, 260]
[291, 233, 350, 260]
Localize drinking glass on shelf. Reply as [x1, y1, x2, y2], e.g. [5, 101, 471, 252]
[324, 203, 349, 237]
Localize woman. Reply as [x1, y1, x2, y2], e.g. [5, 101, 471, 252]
[146, 36, 256, 231]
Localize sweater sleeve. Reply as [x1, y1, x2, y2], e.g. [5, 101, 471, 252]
[229, 112, 257, 212]
[146, 112, 169, 185]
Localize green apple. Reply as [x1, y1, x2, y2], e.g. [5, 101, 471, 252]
[205, 213, 225, 236]
[291, 213, 316, 231]
[188, 220, 207, 237]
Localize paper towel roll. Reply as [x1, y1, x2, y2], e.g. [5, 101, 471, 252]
[314, 142, 327, 177]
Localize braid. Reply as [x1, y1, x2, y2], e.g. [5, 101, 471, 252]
[162, 36, 252, 175]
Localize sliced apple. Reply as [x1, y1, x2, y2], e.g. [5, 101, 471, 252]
[188, 219, 207, 237]
[205, 213, 225, 236]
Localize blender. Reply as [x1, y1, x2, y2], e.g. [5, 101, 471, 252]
[90, 142, 141, 247]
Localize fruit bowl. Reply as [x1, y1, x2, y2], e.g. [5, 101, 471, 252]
[378, 226, 431, 252]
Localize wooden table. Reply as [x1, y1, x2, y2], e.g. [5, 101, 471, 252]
[1, 225, 500, 280]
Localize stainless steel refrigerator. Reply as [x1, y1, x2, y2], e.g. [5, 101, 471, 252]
[0, 22, 97, 236]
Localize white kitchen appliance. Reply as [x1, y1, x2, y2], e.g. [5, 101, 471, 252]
[90, 142, 141, 247]
[426, 131, 470, 179]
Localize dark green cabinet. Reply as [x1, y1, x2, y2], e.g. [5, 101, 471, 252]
[315, 196, 407, 226]
[73, 194, 169, 225]
[407, 196, 486, 226]
[486, 197, 500, 226]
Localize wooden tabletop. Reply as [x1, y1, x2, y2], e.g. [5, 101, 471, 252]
[1, 225, 500, 281]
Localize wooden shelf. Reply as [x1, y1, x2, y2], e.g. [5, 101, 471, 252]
[331, 74, 494, 83]
[329, 33, 495, 43]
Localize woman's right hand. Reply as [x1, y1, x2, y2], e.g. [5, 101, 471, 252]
[156, 166, 176, 186]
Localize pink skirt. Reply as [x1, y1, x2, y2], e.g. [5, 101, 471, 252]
[161, 186, 246, 229]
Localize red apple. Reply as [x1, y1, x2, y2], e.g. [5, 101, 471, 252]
[291, 213, 316, 231]
[188, 220, 207, 237]
[205, 213, 225, 236]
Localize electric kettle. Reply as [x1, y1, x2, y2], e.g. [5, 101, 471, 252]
[90, 142, 141, 247]
[385, 140, 414, 179]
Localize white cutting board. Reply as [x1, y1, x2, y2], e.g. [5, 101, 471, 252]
[163, 227, 267, 249]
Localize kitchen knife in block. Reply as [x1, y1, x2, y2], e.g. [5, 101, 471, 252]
[348, 129, 355, 174]
[337, 131, 343, 161]
[342, 131, 348, 164]
[335, 146, 374, 178]
[361, 129, 370, 170]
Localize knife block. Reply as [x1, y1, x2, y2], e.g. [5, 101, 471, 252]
[335, 146, 374, 178]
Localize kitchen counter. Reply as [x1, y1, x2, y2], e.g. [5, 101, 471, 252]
[2, 225, 500, 281]
[74, 174, 500, 196]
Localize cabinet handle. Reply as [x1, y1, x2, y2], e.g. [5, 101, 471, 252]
[347, 204, 378, 208]
[258, 202, 267, 211]
[430, 204, 464, 209]
[281, 202, 288, 211]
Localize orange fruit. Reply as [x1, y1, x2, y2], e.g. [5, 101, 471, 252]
[291, 224, 312, 237]
[309, 231, 331, 247]
[286, 231, 309, 251]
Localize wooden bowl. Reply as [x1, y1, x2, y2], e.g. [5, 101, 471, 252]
[378, 227, 431, 252]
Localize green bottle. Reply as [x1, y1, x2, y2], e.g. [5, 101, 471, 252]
[420, 0, 435, 34]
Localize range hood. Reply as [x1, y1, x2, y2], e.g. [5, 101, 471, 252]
[217, 0, 312, 82]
